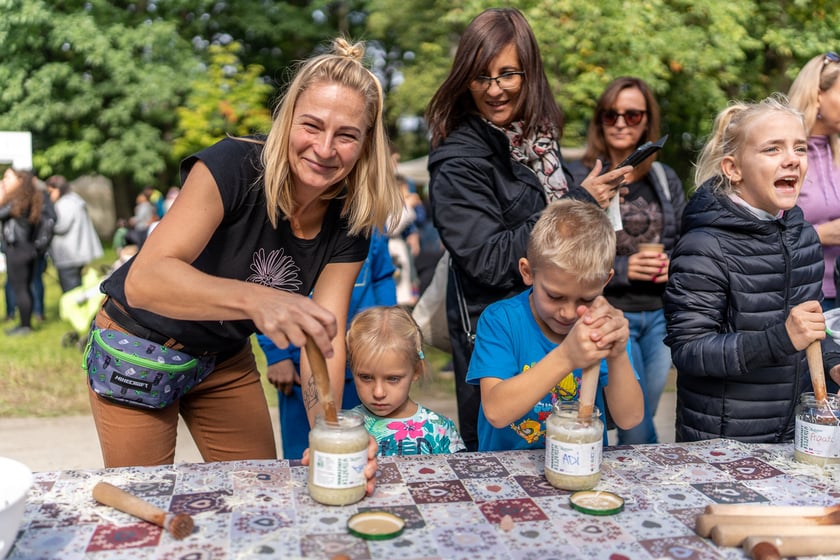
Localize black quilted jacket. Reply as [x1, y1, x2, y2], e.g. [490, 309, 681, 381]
[664, 180, 825, 443]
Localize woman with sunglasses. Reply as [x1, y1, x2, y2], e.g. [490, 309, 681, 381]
[568, 77, 687, 444]
[426, 7, 630, 451]
[789, 53, 840, 313]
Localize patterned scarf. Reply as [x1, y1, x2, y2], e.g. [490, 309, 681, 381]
[490, 119, 568, 201]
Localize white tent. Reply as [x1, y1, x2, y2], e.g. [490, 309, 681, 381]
[397, 155, 429, 187]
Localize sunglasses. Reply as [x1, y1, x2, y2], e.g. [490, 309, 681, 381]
[601, 109, 646, 127]
[823, 52, 840, 67]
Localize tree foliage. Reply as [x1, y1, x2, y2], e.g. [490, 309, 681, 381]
[367, 0, 840, 183]
[1, 0, 839, 202]
[0, 0, 361, 212]
[0, 0, 195, 203]
[172, 42, 273, 161]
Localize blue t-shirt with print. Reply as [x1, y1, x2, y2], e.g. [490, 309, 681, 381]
[466, 289, 636, 452]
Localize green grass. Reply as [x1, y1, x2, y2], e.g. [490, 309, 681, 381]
[1, 249, 453, 418]
[1, 253, 114, 417]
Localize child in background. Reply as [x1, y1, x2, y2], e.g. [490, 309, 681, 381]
[467, 199, 643, 451]
[347, 306, 465, 456]
[664, 95, 840, 443]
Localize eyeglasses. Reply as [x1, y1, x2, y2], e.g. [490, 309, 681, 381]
[468, 71, 525, 92]
[601, 109, 647, 127]
[823, 52, 840, 67]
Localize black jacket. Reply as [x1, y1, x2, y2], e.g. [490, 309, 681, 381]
[427, 115, 593, 341]
[0, 204, 34, 252]
[663, 180, 828, 443]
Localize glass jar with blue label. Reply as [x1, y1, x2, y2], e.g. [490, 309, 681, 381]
[545, 401, 603, 490]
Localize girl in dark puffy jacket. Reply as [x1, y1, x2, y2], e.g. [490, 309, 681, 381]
[664, 95, 840, 443]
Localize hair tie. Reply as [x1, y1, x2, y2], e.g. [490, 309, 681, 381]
[418, 350, 425, 360]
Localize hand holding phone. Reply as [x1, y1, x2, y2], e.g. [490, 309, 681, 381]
[616, 134, 668, 169]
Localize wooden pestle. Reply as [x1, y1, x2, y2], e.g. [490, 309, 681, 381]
[806, 340, 828, 402]
[577, 364, 600, 420]
[747, 541, 782, 560]
[92, 481, 194, 539]
[304, 335, 338, 424]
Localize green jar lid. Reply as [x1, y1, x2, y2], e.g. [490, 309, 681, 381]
[569, 490, 625, 516]
[347, 511, 406, 540]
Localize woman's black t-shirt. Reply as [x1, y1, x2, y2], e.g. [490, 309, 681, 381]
[102, 136, 369, 353]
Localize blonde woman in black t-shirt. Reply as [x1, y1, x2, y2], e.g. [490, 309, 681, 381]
[89, 38, 402, 487]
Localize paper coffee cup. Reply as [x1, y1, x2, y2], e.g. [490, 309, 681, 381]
[637, 242, 664, 254]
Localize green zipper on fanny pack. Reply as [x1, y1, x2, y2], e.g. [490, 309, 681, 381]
[89, 328, 199, 373]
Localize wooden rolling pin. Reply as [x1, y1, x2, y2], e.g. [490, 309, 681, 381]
[745, 536, 840, 559]
[695, 509, 840, 537]
[710, 523, 840, 547]
[704, 503, 840, 517]
[93, 481, 194, 539]
[304, 335, 338, 423]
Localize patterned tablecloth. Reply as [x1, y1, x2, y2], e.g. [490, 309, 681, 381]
[9, 439, 840, 559]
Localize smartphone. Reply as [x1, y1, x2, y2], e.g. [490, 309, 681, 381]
[616, 134, 668, 169]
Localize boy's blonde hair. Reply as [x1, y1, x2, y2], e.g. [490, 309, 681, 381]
[694, 95, 805, 193]
[527, 199, 615, 283]
[346, 306, 426, 378]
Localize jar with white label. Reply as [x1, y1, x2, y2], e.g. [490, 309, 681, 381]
[794, 392, 840, 466]
[308, 410, 369, 505]
[544, 401, 603, 490]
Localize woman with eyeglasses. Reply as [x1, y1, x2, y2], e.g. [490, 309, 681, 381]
[425, 7, 631, 451]
[567, 77, 686, 444]
[789, 53, 840, 313]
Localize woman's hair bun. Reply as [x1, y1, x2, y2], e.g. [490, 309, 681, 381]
[332, 37, 365, 61]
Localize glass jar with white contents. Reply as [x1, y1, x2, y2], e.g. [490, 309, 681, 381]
[544, 401, 603, 491]
[308, 410, 369, 505]
[794, 392, 840, 466]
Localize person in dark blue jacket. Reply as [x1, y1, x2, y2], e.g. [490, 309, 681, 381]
[664, 95, 840, 443]
[257, 229, 397, 459]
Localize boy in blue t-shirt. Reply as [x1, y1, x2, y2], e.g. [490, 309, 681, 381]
[466, 199, 643, 451]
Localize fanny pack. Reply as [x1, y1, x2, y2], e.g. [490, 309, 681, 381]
[84, 326, 215, 409]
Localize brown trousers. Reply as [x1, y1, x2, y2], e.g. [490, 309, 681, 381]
[87, 306, 277, 467]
